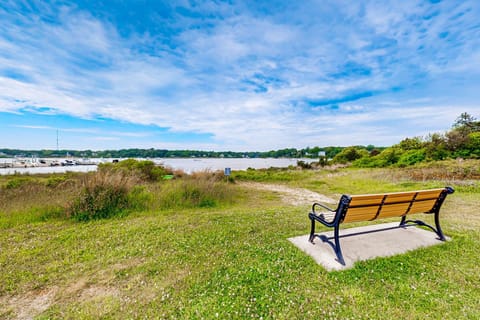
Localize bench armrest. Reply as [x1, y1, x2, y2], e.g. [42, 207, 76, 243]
[312, 202, 335, 213]
[310, 202, 338, 226]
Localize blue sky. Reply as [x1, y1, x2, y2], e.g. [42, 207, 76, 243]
[1, 0, 479, 151]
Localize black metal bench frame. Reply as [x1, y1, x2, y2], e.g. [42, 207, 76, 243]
[308, 187, 454, 265]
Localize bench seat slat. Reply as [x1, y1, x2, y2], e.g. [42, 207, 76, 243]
[377, 203, 411, 218]
[409, 201, 438, 213]
[385, 192, 417, 203]
[348, 195, 385, 207]
[343, 214, 376, 223]
[415, 190, 443, 200]
[342, 209, 378, 222]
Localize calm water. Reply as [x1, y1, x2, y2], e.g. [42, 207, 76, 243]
[0, 158, 313, 175]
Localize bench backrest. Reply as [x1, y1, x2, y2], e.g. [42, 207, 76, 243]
[341, 188, 448, 223]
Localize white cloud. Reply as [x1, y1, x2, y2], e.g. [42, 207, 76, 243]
[12, 125, 54, 130]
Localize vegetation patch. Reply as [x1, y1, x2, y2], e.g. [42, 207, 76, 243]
[68, 170, 137, 221]
[98, 159, 172, 182]
[155, 171, 236, 209]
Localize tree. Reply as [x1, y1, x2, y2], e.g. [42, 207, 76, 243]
[447, 112, 480, 154]
[424, 133, 448, 160]
[445, 129, 469, 152]
[453, 112, 479, 131]
[397, 137, 423, 151]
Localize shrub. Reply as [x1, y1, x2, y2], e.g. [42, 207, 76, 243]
[396, 149, 426, 167]
[5, 177, 32, 189]
[332, 147, 368, 164]
[296, 160, 312, 169]
[45, 175, 69, 188]
[98, 159, 171, 182]
[352, 156, 378, 168]
[68, 170, 139, 221]
[466, 132, 480, 157]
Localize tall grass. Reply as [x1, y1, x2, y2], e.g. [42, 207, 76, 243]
[0, 164, 238, 226]
[153, 170, 236, 209]
[232, 167, 313, 182]
[0, 174, 78, 228]
[68, 169, 140, 221]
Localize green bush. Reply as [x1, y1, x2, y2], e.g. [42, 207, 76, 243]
[296, 160, 312, 169]
[332, 147, 368, 164]
[99, 159, 170, 182]
[353, 148, 404, 168]
[45, 175, 68, 188]
[69, 170, 138, 221]
[376, 148, 401, 166]
[5, 177, 32, 189]
[466, 132, 480, 157]
[352, 156, 378, 168]
[70, 184, 130, 221]
[396, 149, 426, 167]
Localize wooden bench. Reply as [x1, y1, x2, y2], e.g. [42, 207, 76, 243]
[308, 187, 454, 265]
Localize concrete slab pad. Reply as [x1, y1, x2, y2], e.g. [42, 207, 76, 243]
[288, 222, 449, 271]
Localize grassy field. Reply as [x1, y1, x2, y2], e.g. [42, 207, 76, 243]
[1, 164, 479, 319]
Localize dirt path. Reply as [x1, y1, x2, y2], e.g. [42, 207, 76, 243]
[239, 182, 336, 206]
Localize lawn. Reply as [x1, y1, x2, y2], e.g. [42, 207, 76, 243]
[1, 166, 479, 319]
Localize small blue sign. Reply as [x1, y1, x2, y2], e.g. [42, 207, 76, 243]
[224, 167, 231, 176]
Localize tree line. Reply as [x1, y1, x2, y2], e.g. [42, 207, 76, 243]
[0, 146, 355, 159]
[331, 112, 480, 167]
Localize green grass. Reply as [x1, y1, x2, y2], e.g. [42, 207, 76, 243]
[1, 167, 479, 319]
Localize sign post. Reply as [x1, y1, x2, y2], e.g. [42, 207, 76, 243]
[224, 167, 231, 181]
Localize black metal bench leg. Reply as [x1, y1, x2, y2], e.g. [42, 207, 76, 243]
[399, 215, 406, 226]
[334, 224, 346, 265]
[434, 211, 446, 241]
[309, 218, 315, 243]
